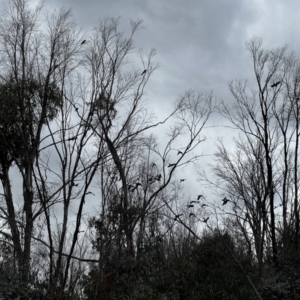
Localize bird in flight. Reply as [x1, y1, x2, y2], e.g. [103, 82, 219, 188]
[202, 217, 209, 223]
[141, 70, 147, 75]
[81, 40, 86, 45]
[271, 81, 280, 88]
[180, 179, 186, 182]
[222, 197, 230, 206]
[186, 204, 194, 208]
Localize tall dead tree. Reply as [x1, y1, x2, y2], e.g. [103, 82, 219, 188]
[210, 38, 300, 271]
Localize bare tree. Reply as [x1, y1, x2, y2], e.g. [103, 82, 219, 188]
[205, 38, 300, 274]
[0, 1, 217, 299]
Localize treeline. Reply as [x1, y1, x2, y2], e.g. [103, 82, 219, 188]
[0, 0, 300, 299]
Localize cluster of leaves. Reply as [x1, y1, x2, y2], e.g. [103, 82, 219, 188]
[0, 77, 61, 168]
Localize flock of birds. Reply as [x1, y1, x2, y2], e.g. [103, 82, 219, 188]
[120, 146, 234, 225]
[171, 80, 282, 224]
[177, 196, 231, 223]
[73, 44, 282, 225]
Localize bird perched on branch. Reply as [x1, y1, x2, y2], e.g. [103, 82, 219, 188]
[180, 179, 186, 182]
[168, 163, 176, 167]
[222, 197, 230, 206]
[141, 70, 147, 75]
[155, 174, 162, 181]
[174, 214, 183, 221]
[81, 40, 86, 45]
[271, 81, 280, 88]
[127, 184, 134, 191]
[131, 182, 142, 192]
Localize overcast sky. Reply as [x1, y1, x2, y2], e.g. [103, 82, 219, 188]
[39, 0, 300, 200]
[40, 0, 300, 133]
[32, 0, 300, 194]
[2, 0, 300, 220]
[41, 0, 300, 98]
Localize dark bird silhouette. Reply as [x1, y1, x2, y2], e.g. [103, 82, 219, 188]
[68, 136, 77, 141]
[174, 214, 183, 220]
[189, 212, 196, 218]
[202, 217, 209, 223]
[75, 107, 78, 111]
[86, 191, 95, 196]
[201, 204, 207, 208]
[81, 40, 86, 45]
[127, 184, 134, 191]
[141, 70, 147, 75]
[186, 204, 194, 208]
[180, 179, 186, 182]
[271, 81, 280, 88]
[197, 195, 203, 200]
[177, 150, 183, 155]
[155, 174, 162, 181]
[71, 182, 78, 187]
[131, 182, 142, 192]
[168, 163, 176, 167]
[222, 197, 230, 206]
